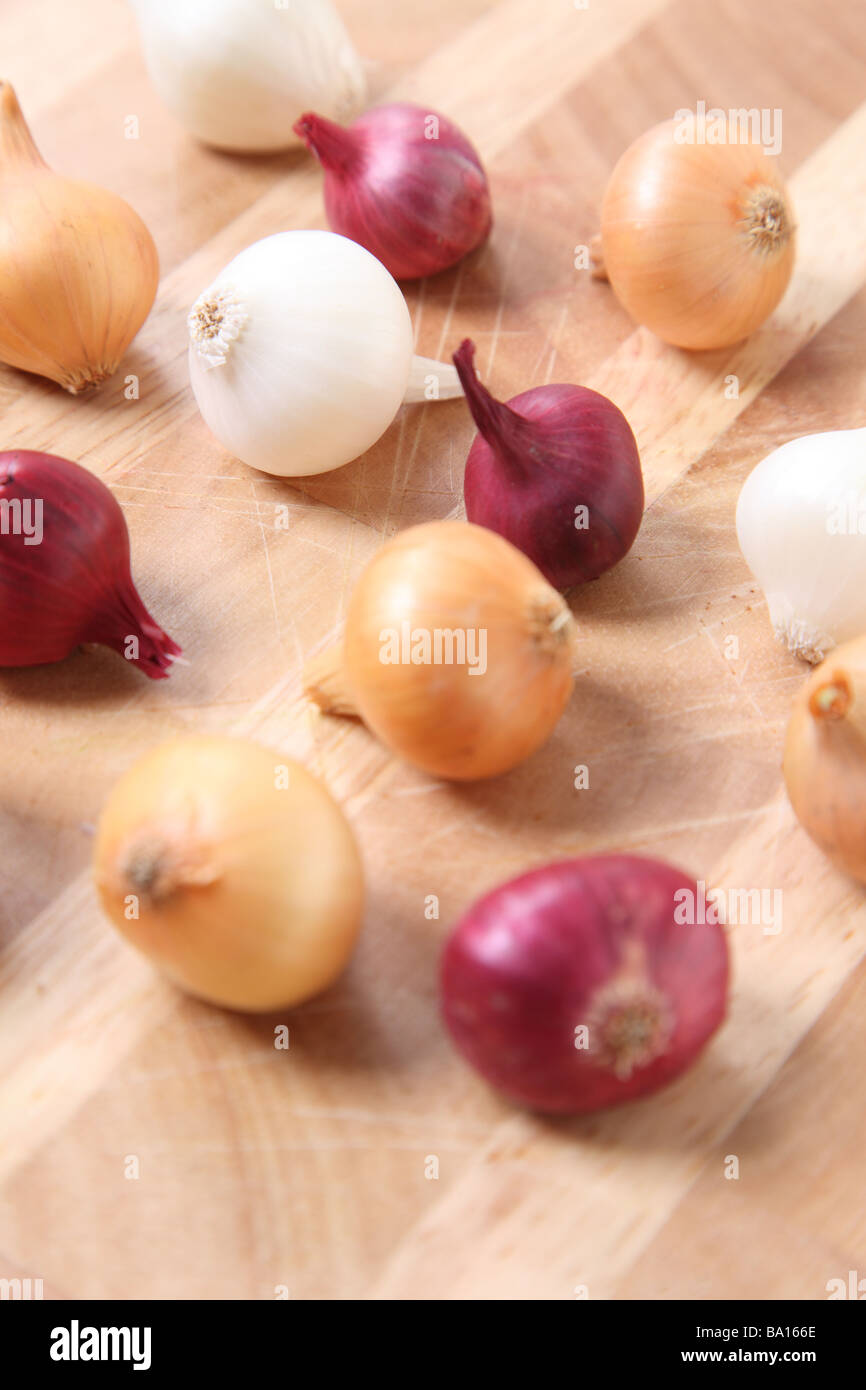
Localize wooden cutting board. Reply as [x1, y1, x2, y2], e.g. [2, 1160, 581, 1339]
[1, 0, 866, 1301]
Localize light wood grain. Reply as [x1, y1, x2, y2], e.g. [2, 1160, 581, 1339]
[1, 0, 865, 1300]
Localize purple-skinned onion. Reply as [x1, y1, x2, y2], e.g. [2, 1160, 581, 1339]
[440, 854, 729, 1114]
[293, 103, 492, 281]
[453, 339, 645, 590]
[0, 449, 180, 678]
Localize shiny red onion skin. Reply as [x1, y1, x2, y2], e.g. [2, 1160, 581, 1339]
[454, 340, 644, 589]
[0, 451, 180, 678]
[294, 104, 492, 281]
[440, 855, 729, 1115]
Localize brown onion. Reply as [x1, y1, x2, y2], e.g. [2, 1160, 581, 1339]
[784, 635, 866, 881]
[304, 521, 577, 780]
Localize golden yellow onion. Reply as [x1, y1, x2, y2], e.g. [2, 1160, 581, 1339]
[598, 119, 796, 350]
[0, 81, 158, 393]
[305, 521, 577, 780]
[93, 735, 364, 1011]
[783, 636, 866, 883]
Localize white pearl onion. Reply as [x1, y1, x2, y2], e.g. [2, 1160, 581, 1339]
[188, 231, 418, 478]
[736, 428, 866, 662]
[131, 0, 366, 152]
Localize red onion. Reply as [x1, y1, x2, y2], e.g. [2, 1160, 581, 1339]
[293, 103, 492, 281]
[0, 450, 180, 679]
[452, 339, 644, 590]
[440, 855, 728, 1114]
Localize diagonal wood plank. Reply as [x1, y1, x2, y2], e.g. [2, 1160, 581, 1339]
[367, 798, 866, 1298]
[2, 0, 865, 1299]
[2, 91, 866, 1200]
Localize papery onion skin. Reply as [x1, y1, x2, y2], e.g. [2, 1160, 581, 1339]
[338, 521, 577, 780]
[0, 450, 180, 679]
[737, 427, 866, 663]
[600, 120, 795, 350]
[130, 0, 366, 152]
[93, 735, 364, 1011]
[454, 339, 644, 589]
[441, 855, 729, 1114]
[187, 231, 415, 478]
[0, 82, 158, 394]
[294, 103, 492, 280]
[783, 637, 866, 883]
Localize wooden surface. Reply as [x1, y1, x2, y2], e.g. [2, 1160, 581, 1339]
[1, 0, 866, 1301]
